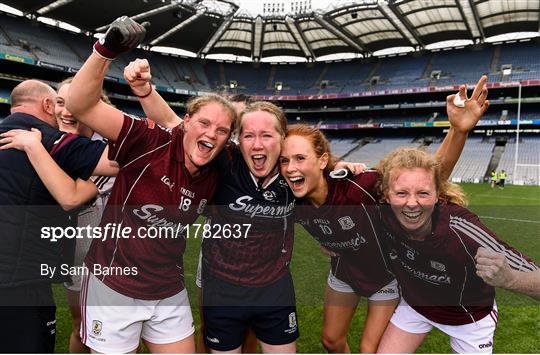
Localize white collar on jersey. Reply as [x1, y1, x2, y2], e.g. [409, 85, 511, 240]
[249, 171, 280, 190]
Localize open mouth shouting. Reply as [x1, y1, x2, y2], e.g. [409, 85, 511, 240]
[288, 175, 305, 190]
[402, 210, 422, 223]
[197, 140, 215, 154]
[252, 154, 267, 171]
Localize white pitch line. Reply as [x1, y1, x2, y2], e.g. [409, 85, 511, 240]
[475, 194, 540, 202]
[480, 216, 540, 224]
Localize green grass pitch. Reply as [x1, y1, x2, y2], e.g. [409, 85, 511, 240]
[52, 183, 540, 353]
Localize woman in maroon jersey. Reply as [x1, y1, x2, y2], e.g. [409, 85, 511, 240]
[278, 74, 492, 353]
[65, 31, 237, 353]
[123, 58, 369, 353]
[279, 124, 398, 353]
[375, 148, 538, 353]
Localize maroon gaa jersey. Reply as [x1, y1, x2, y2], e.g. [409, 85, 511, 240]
[295, 170, 395, 297]
[381, 203, 538, 325]
[202, 145, 295, 287]
[85, 115, 218, 300]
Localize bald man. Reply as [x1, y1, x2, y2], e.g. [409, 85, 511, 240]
[0, 80, 114, 352]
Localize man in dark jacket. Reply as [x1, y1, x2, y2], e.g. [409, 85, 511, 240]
[0, 80, 111, 352]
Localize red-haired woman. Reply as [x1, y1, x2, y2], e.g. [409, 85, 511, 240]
[278, 76, 491, 353]
[375, 148, 537, 353]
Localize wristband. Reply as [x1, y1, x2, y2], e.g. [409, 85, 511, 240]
[93, 39, 118, 60]
[132, 84, 153, 98]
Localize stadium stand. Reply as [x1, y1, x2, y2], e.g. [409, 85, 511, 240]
[0, 12, 539, 187]
[272, 63, 323, 95]
[344, 138, 420, 168]
[428, 46, 493, 87]
[0, 14, 82, 67]
[1, 13, 540, 96]
[497, 137, 540, 185]
[318, 60, 375, 93]
[328, 138, 359, 158]
[371, 54, 430, 90]
[494, 41, 540, 82]
[427, 137, 494, 183]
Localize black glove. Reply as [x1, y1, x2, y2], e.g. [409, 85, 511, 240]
[93, 16, 150, 60]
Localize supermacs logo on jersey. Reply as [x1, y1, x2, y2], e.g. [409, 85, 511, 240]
[229, 195, 295, 218]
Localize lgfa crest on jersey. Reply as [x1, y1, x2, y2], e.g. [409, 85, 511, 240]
[338, 216, 355, 230]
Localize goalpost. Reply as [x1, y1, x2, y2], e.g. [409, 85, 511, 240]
[513, 83, 540, 186]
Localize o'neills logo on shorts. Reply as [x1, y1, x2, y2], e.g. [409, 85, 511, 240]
[479, 341, 493, 349]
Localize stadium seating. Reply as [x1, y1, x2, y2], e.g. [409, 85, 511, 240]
[0, 14, 539, 188]
[1, 14, 540, 95]
[315, 60, 374, 93]
[497, 137, 540, 185]
[0, 14, 82, 68]
[427, 137, 494, 183]
[344, 138, 420, 168]
[371, 54, 430, 90]
[496, 42, 540, 82]
[427, 48, 491, 87]
[328, 138, 360, 158]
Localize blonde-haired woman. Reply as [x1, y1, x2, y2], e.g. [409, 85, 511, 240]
[376, 148, 538, 354]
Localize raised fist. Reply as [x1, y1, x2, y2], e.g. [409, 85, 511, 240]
[124, 58, 153, 97]
[93, 16, 150, 60]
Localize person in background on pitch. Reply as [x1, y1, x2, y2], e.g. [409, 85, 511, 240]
[475, 247, 540, 300]
[0, 79, 116, 353]
[490, 170, 497, 188]
[66, 16, 236, 353]
[497, 170, 507, 188]
[375, 148, 538, 354]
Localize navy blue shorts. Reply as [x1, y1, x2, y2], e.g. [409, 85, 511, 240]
[202, 272, 299, 351]
[0, 284, 56, 353]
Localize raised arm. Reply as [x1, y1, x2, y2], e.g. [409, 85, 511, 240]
[124, 58, 182, 129]
[0, 128, 99, 211]
[475, 247, 540, 300]
[436, 75, 490, 180]
[66, 16, 148, 141]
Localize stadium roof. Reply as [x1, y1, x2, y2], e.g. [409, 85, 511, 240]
[1, 0, 539, 61]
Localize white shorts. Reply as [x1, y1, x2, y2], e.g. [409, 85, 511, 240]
[390, 298, 498, 353]
[327, 272, 399, 301]
[81, 272, 194, 353]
